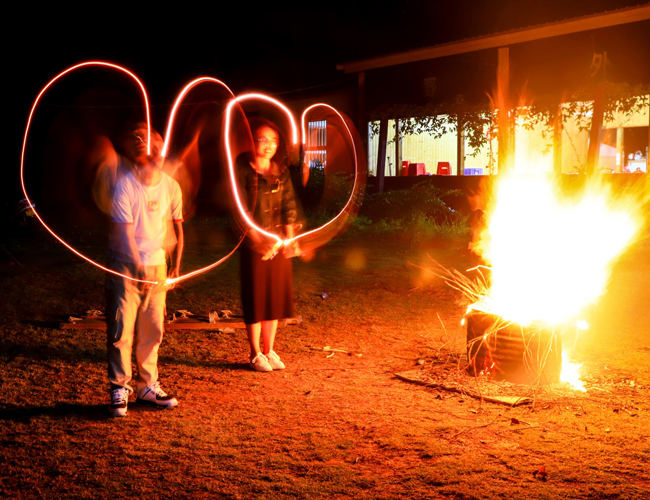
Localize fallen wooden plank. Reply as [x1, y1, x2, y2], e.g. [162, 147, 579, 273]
[394, 371, 532, 407]
[60, 316, 301, 331]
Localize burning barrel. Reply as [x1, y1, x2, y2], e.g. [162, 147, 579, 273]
[466, 311, 562, 385]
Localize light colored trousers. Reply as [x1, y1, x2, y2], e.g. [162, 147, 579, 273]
[105, 259, 167, 393]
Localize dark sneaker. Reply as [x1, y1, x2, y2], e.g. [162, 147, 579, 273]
[109, 386, 130, 417]
[136, 381, 178, 409]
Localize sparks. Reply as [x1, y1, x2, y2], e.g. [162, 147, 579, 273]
[471, 174, 642, 326]
[467, 172, 644, 386]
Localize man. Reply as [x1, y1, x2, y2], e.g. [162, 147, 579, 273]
[106, 122, 184, 417]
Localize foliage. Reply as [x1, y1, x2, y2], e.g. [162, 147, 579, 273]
[369, 82, 650, 162]
[346, 214, 470, 242]
[360, 182, 462, 225]
[295, 163, 360, 215]
[342, 182, 470, 242]
[297, 175, 470, 242]
[369, 95, 496, 156]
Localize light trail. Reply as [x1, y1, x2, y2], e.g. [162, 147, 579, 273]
[23, 70, 364, 284]
[165, 234, 246, 286]
[224, 98, 363, 250]
[161, 77, 234, 158]
[20, 61, 156, 284]
[158, 77, 247, 285]
[293, 103, 363, 246]
[224, 93, 299, 246]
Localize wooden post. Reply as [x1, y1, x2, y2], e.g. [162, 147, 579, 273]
[553, 105, 563, 175]
[395, 119, 401, 176]
[647, 121, 649, 170]
[377, 118, 388, 193]
[497, 47, 512, 174]
[457, 118, 465, 175]
[357, 72, 367, 150]
[586, 83, 605, 176]
[616, 127, 624, 173]
[646, 124, 650, 195]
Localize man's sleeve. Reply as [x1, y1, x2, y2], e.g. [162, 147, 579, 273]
[112, 179, 134, 224]
[170, 180, 184, 222]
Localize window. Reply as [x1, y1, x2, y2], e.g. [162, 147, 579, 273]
[305, 120, 326, 168]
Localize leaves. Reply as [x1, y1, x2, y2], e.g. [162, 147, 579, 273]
[368, 83, 650, 165]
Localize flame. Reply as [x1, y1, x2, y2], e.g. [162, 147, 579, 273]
[469, 173, 644, 389]
[471, 174, 643, 326]
[560, 350, 586, 391]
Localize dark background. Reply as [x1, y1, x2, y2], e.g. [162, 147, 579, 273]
[6, 0, 649, 204]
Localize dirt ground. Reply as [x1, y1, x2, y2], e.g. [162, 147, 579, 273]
[1, 223, 649, 499]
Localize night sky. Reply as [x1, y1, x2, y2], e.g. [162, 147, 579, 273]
[6, 0, 648, 201]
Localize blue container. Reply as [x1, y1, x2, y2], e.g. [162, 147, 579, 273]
[464, 168, 484, 175]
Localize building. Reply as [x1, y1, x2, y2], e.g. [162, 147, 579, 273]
[336, 4, 650, 182]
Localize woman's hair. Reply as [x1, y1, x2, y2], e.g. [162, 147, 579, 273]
[249, 117, 281, 138]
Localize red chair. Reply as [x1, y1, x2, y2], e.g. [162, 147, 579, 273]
[408, 163, 426, 176]
[437, 162, 451, 175]
[401, 160, 410, 176]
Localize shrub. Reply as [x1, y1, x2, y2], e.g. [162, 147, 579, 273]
[360, 182, 462, 226]
[295, 172, 469, 243]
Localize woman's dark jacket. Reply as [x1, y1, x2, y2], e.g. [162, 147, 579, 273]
[235, 153, 299, 236]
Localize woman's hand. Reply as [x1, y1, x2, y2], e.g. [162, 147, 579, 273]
[283, 240, 302, 258]
[262, 241, 283, 261]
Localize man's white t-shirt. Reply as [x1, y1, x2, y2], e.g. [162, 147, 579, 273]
[111, 171, 183, 266]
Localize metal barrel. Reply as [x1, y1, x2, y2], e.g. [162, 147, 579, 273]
[466, 311, 562, 384]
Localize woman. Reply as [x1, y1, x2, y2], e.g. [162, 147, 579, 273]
[236, 119, 301, 372]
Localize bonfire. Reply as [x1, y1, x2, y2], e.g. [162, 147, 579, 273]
[455, 174, 645, 390]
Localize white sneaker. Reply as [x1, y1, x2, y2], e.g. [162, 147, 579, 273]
[136, 381, 178, 409]
[266, 350, 286, 370]
[109, 386, 130, 417]
[250, 353, 273, 372]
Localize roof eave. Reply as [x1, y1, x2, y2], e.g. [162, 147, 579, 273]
[337, 5, 650, 74]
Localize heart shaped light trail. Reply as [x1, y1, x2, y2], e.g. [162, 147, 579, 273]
[297, 103, 364, 248]
[224, 93, 299, 250]
[20, 61, 157, 284]
[23, 63, 365, 286]
[224, 97, 364, 255]
[162, 77, 248, 285]
[22, 63, 247, 286]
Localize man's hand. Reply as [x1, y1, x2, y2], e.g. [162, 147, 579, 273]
[135, 264, 146, 280]
[166, 267, 180, 290]
[135, 264, 151, 293]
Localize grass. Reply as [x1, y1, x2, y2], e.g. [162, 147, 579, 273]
[1, 219, 649, 499]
